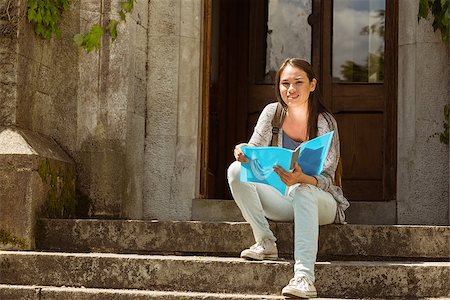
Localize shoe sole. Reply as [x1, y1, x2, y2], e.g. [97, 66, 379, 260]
[282, 288, 317, 299]
[240, 253, 279, 260]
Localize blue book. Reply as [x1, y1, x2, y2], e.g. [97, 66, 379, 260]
[240, 131, 334, 196]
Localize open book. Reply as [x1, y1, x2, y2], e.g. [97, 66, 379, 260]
[240, 131, 334, 196]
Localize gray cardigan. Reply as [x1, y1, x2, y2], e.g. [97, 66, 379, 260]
[248, 102, 350, 223]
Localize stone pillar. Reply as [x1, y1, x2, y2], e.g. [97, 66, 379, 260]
[397, 0, 449, 225]
[0, 127, 75, 250]
[144, 0, 202, 220]
[74, 0, 149, 218]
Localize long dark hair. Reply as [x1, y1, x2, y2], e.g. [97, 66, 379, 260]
[274, 58, 331, 139]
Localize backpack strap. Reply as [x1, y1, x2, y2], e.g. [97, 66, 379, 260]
[335, 157, 343, 188]
[271, 102, 286, 146]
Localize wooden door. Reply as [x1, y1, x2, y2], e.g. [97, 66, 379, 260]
[318, 0, 398, 201]
[200, 0, 397, 202]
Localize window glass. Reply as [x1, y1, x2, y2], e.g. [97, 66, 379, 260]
[333, 0, 385, 83]
[266, 0, 312, 74]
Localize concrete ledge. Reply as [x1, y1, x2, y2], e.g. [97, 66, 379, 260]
[0, 286, 444, 300]
[0, 284, 39, 300]
[0, 127, 75, 250]
[0, 285, 286, 300]
[191, 199, 397, 225]
[37, 219, 450, 259]
[0, 252, 449, 298]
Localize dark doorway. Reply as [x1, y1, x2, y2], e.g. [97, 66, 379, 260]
[200, 0, 397, 203]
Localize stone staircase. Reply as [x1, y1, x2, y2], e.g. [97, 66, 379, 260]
[0, 219, 449, 299]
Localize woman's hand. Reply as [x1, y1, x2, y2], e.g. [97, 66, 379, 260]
[273, 161, 304, 186]
[274, 162, 318, 186]
[234, 143, 249, 162]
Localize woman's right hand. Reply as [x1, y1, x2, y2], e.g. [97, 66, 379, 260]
[234, 143, 249, 162]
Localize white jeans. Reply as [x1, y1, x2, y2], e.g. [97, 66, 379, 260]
[227, 161, 337, 282]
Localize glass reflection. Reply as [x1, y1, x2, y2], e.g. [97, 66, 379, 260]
[333, 0, 385, 83]
[266, 0, 312, 75]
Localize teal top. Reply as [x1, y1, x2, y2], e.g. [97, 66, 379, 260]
[282, 131, 301, 150]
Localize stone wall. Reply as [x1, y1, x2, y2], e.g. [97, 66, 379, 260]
[0, 0, 21, 125]
[144, 0, 202, 220]
[0, 0, 148, 218]
[73, 0, 148, 218]
[397, 0, 449, 225]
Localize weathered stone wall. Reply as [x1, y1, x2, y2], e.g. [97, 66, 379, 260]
[0, 0, 21, 125]
[73, 0, 148, 218]
[397, 0, 449, 224]
[14, 0, 80, 149]
[144, 0, 202, 220]
[0, 0, 148, 218]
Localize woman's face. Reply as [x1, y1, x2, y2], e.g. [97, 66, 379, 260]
[279, 64, 316, 107]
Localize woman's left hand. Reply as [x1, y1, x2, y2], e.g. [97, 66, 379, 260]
[273, 162, 304, 186]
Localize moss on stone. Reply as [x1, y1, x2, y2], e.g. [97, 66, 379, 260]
[0, 229, 27, 249]
[38, 158, 76, 218]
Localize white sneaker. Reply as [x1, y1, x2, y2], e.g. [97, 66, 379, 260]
[240, 239, 278, 260]
[282, 275, 317, 298]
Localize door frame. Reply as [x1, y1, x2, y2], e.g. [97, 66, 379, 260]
[200, 0, 212, 198]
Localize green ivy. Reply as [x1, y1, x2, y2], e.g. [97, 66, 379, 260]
[38, 159, 76, 218]
[27, 0, 135, 52]
[27, 0, 70, 39]
[418, 0, 450, 42]
[119, 0, 135, 21]
[0, 229, 28, 249]
[73, 0, 136, 53]
[73, 24, 104, 53]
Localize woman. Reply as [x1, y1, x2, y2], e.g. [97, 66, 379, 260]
[227, 58, 349, 298]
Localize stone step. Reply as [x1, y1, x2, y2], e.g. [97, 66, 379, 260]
[1, 251, 449, 298]
[0, 284, 286, 300]
[37, 219, 450, 260]
[0, 286, 443, 300]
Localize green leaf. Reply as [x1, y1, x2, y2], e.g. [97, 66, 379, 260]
[80, 24, 104, 53]
[108, 19, 119, 42]
[62, 0, 71, 11]
[418, 0, 450, 42]
[119, 10, 127, 21]
[121, 0, 134, 13]
[418, 0, 430, 20]
[27, 0, 70, 39]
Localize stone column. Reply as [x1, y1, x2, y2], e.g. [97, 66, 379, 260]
[397, 0, 449, 225]
[70, 0, 148, 218]
[144, 0, 202, 220]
